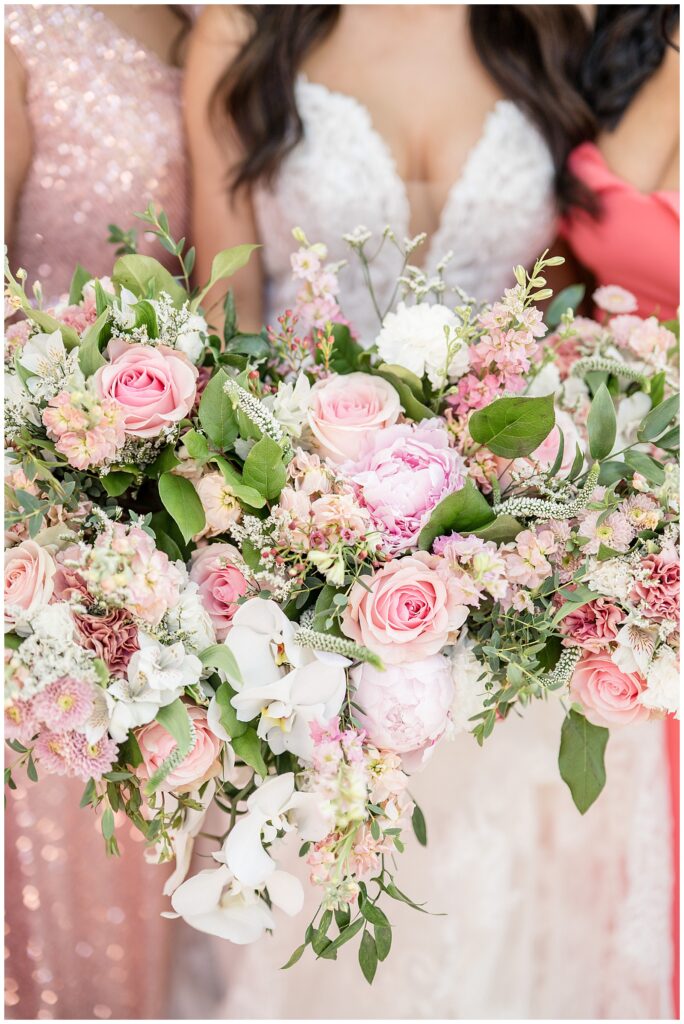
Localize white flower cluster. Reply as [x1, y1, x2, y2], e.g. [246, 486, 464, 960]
[375, 301, 470, 390]
[6, 603, 99, 700]
[110, 289, 208, 364]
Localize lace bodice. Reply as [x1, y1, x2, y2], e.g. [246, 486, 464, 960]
[253, 77, 557, 341]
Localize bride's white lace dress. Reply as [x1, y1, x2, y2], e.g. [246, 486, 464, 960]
[171, 79, 674, 1020]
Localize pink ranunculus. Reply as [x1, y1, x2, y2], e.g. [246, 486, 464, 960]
[344, 420, 467, 554]
[570, 652, 650, 727]
[307, 372, 401, 463]
[342, 552, 468, 665]
[350, 656, 454, 771]
[189, 543, 251, 641]
[136, 704, 222, 793]
[4, 540, 56, 634]
[560, 597, 625, 652]
[73, 608, 140, 674]
[94, 338, 197, 438]
[630, 551, 680, 623]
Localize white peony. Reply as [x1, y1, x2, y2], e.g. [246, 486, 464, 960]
[447, 630, 490, 736]
[375, 301, 469, 389]
[640, 645, 680, 716]
[165, 581, 216, 653]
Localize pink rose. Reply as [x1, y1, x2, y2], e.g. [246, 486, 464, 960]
[307, 372, 401, 463]
[342, 552, 467, 665]
[350, 656, 454, 771]
[94, 338, 197, 438]
[344, 420, 467, 554]
[570, 652, 650, 727]
[630, 551, 679, 623]
[135, 705, 222, 792]
[4, 540, 56, 634]
[560, 597, 625, 652]
[189, 543, 250, 640]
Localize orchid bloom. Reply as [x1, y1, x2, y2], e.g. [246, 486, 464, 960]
[220, 772, 329, 888]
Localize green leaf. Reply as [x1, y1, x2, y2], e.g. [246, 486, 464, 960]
[358, 930, 378, 984]
[316, 917, 364, 957]
[198, 369, 238, 450]
[545, 284, 585, 329]
[212, 455, 267, 509]
[78, 310, 110, 376]
[200, 645, 242, 686]
[411, 803, 427, 846]
[657, 425, 679, 451]
[158, 473, 205, 544]
[558, 709, 609, 814]
[648, 370, 666, 407]
[4, 632, 22, 651]
[232, 728, 267, 777]
[469, 395, 556, 458]
[193, 244, 260, 310]
[470, 514, 522, 543]
[587, 384, 617, 460]
[214, 681, 248, 739]
[100, 471, 135, 497]
[182, 429, 211, 463]
[26, 754, 38, 782]
[101, 807, 116, 840]
[223, 289, 237, 342]
[242, 435, 287, 501]
[227, 333, 271, 359]
[145, 445, 180, 479]
[281, 944, 307, 970]
[360, 901, 390, 929]
[638, 393, 679, 442]
[598, 460, 628, 486]
[374, 924, 392, 962]
[23, 309, 80, 350]
[374, 366, 433, 421]
[80, 778, 97, 808]
[316, 322, 363, 375]
[112, 254, 186, 305]
[68, 263, 93, 305]
[418, 480, 494, 551]
[145, 698, 194, 794]
[624, 450, 666, 486]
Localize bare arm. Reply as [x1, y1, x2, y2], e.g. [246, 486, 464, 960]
[184, 6, 263, 333]
[4, 41, 32, 253]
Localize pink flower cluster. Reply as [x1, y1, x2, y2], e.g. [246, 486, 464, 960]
[33, 729, 118, 781]
[290, 242, 342, 333]
[500, 528, 557, 592]
[43, 390, 126, 469]
[433, 533, 508, 606]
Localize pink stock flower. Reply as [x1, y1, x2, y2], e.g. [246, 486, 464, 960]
[450, 373, 501, 416]
[4, 540, 56, 634]
[342, 552, 468, 665]
[43, 392, 126, 469]
[344, 420, 467, 554]
[570, 652, 650, 727]
[136, 705, 222, 793]
[94, 338, 197, 438]
[350, 656, 454, 771]
[630, 551, 680, 623]
[610, 315, 676, 368]
[560, 598, 625, 652]
[33, 676, 95, 731]
[434, 533, 509, 606]
[189, 543, 250, 641]
[73, 608, 140, 674]
[307, 372, 401, 463]
[501, 529, 556, 590]
[593, 285, 638, 314]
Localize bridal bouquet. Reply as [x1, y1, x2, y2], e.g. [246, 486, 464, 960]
[4, 210, 679, 980]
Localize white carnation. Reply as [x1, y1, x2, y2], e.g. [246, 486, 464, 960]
[527, 362, 561, 397]
[263, 373, 311, 438]
[640, 645, 680, 716]
[375, 301, 469, 389]
[584, 557, 635, 603]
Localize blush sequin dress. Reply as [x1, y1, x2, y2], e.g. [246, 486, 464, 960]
[5, 5, 188, 1018]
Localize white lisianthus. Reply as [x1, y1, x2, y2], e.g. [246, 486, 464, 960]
[165, 581, 216, 653]
[263, 373, 312, 439]
[446, 630, 490, 736]
[375, 301, 469, 389]
[175, 312, 208, 364]
[165, 863, 303, 943]
[640, 645, 680, 716]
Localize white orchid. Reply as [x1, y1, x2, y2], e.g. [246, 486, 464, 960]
[20, 328, 84, 397]
[165, 863, 303, 943]
[162, 780, 218, 897]
[225, 599, 347, 760]
[219, 772, 329, 888]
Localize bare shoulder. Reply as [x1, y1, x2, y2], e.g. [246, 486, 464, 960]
[191, 4, 254, 54]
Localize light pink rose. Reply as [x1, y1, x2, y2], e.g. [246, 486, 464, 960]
[570, 652, 650, 727]
[4, 540, 56, 634]
[344, 420, 467, 554]
[342, 552, 467, 665]
[350, 656, 454, 771]
[630, 551, 680, 623]
[560, 597, 625, 652]
[94, 338, 197, 438]
[189, 543, 250, 640]
[136, 705, 222, 792]
[307, 372, 401, 463]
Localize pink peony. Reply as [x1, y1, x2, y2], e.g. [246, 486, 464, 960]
[4, 540, 56, 634]
[189, 544, 250, 641]
[344, 420, 467, 554]
[630, 552, 680, 623]
[73, 608, 140, 674]
[560, 597, 625, 652]
[307, 372, 401, 463]
[570, 652, 650, 727]
[94, 338, 197, 438]
[350, 656, 454, 771]
[136, 704, 222, 792]
[342, 552, 468, 665]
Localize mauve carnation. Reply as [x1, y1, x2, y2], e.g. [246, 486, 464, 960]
[73, 608, 139, 674]
[560, 597, 625, 652]
[631, 551, 680, 622]
[344, 420, 467, 554]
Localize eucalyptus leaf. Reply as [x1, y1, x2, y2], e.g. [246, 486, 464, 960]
[624, 450, 666, 485]
[638, 393, 679, 442]
[545, 283, 585, 329]
[587, 384, 617, 460]
[358, 930, 378, 984]
[113, 254, 186, 305]
[193, 244, 260, 309]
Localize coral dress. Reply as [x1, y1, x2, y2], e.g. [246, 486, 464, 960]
[4, 5, 187, 1018]
[564, 139, 680, 1014]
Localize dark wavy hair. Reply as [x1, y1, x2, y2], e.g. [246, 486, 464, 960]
[580, 4, 680, 130]
[213, 5, 595, 210]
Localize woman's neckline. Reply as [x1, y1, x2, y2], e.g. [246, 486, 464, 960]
[575, 141, 679, 200]
[80, 4, 181, 73]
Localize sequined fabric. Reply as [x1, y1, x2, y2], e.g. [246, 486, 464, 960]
[5, 5, 188, 1017]
[6, 4, 187, 297]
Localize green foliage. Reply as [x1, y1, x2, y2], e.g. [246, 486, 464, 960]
[112, 253, 186, 305]
[232, 729, 267, 777]
[242, 435, 287, 501]
[411, 803, 428, 846]
[100, 471, 135, 497]
[470, 514, 523, 543]
[68, 263, 93, 305]
[545, 284, 585, 329]
[158, 472, 205, 543]
[213, 681, 248, 739]
[587, 384, 617, 460]
[198, 369, 239, 450]
[624, 449, 666, 486]
[638, 392, 679, 442]
[374, 364, 433, 420]
[316, 323, 364, 374]
[418, 480, 494, 551]
[199, 646, 242, 686]
[145, 698, 195, 794]
[78, 310, 110, 376]
[558, 709, 609, 814]
[469, 395, 555, 458]
[213, 455, 267, 509]
[192, 244, 260, 309]
[358, 930, 378, 984]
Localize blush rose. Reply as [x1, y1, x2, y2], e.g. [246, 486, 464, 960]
[570, 651, 650, 727]
[189, 543, 251, 641]
[307, 372, 401, 463]
[4, 540, 56, 635]
[136, 705, 222, 792]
